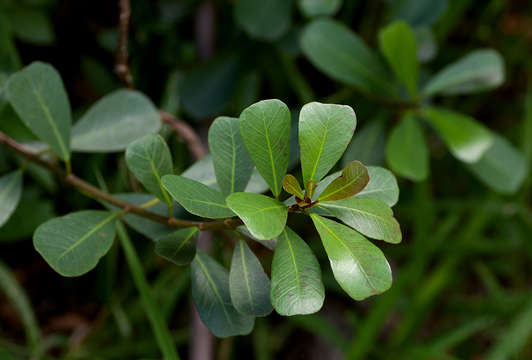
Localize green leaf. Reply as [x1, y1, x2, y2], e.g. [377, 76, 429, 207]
[0, 170, 22, 227]
[283, 174, 305, 199]
[226, 193, 288, 240]
[0, 188, 54, 243]
[316, 166, 399, 206]
[107, 193, 178, 240]
[229, 240, 273, 317]
[209, 116, 254, 195]
[162, 175, 234, 219]
[239, 99, 291, 198]
[6, 62, 71, 161]
[33, 211, 117, 277]
[191, 251, 254, 338]
[378, 21, 418, 98]
[318, 198, 402, 244]
[390, 0, 447, 27]
[467, 134, 528, 194]
[318, 160, 369, 202]
[9, 8, 54, 45]
[423, 107, 493, 163]
[386, 113, 429, 181]
[126, 134, 173, 205]
[310, 214, 392, 300]
[234, 0, 292, 41]
[270, 227, 325, 315]
[357, 167, 399, 206]
[423, 49, 505, 96]
[299, 102, 357, 187]
[342, 117, 386, 167]
[236, 226, 277, 251]
[155, 227, 199, 266]
[301, 19, 396, 98]
[181, 55, 239, 119]
[298, 0, 342, 17]
[71, 90, 161, 152]
[182, 154, 218, 188]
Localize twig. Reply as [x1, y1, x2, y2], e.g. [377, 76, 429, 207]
[0, 132, 238, 231]
[113, 0, 207, 161]
[115, 0, 133, 88]
[159, 111, 207, 161]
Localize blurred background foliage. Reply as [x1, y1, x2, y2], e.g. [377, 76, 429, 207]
[1, 0, 532, 359]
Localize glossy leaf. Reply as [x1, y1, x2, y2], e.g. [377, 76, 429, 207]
[298, 0, 342, 17]
[310, 214, 392, 300]
[318, 161, 369, 202]
[33, 211, 116, 277]
[299, 102, 357, 187]
[234, 0, 292, 41]
[191, 251, 254, 338]
[209, 116, 254, 195]
[386, 114, 429, 181]
[423, 107, 492, 163]
[71, 90, 161, 152]
[306, 180, 317, 200]
[270, 227, 325, 316]
[316, 166, 399, 206]
[235, 226, 277, 251]
[6, 62, 71, 160]
[155, 227, 198, 266]
[319, 198, 402, 244]
[378, 21, 418, 97]
[226, 193, 288, 240]
[182, 154, 218, 188]
[357, 167, 400, 207]
[283, 174, 305, 199]
[423, 49, 505, 96]
[239, 99, 291, 198]
[342, 117, 386, 167]
[229, 240, 273, 316]
[301, 19, 396, 97]
[467, 134, 528, 194]
[125, 134, 173, 205]
[162, 175, 234, 219]
[0, 170, 22, 227]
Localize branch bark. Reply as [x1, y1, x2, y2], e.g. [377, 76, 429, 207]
[115, 0, 134, 88]
[0, 132, 239, 231]
[159, 111, 207, 161]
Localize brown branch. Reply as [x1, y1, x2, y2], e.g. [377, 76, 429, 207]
[113, 0, 207, 161]
[115, 0, 133, 88]
[0, 132, 234, 231]
[159, 111, 207, 161]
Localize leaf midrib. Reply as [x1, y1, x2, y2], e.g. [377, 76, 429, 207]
[58, 213, 117, 259]
[27, 74, 69, 160]
[319, 170, 365, 200]
[172, 229, 198, 258]
[311, 215, 377, 291]
[240, 241, 255, 312]
[195, 256, 233, 326]
[144, 148, 172, 206]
